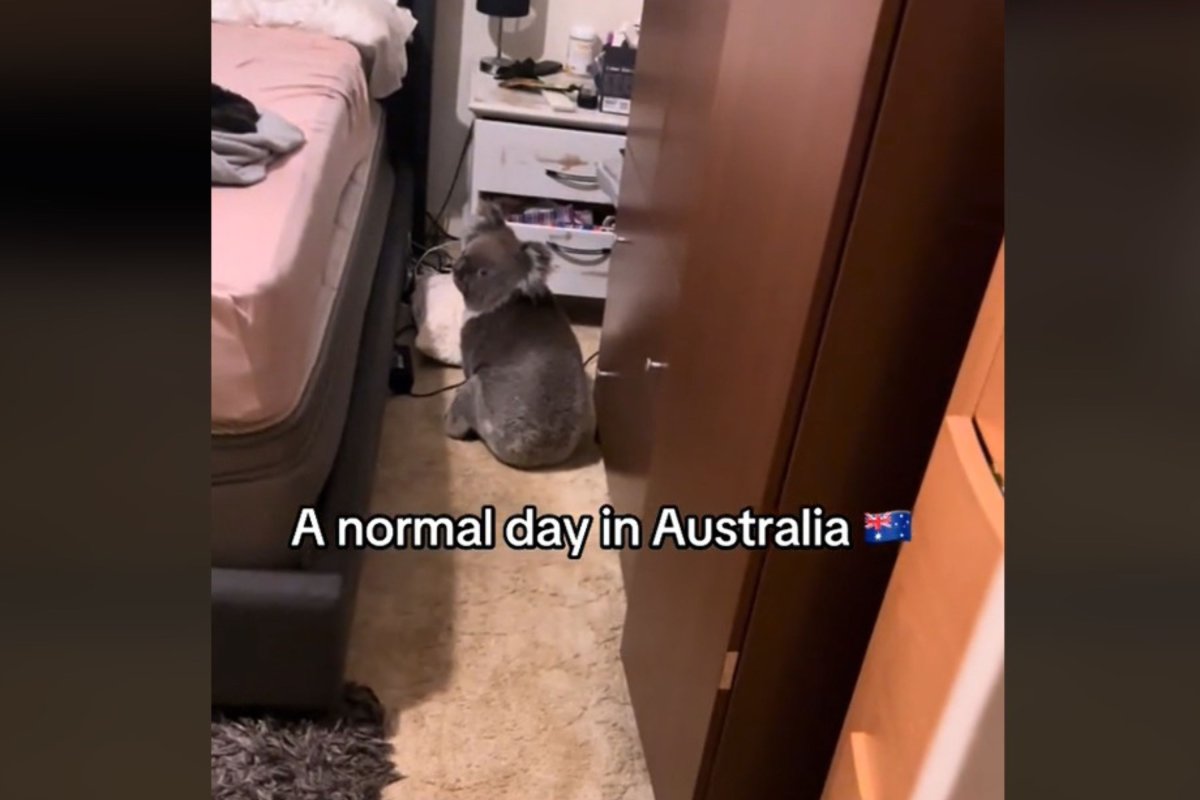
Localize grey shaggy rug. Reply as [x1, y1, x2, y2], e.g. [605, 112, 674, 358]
[212, 684, 402, 800]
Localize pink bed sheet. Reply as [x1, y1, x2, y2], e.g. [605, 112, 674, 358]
[212, 22, 381, 433]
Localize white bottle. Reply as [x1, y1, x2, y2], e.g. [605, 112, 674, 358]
[566, 25, 596, 76]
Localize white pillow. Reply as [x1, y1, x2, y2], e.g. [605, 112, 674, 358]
[212, 0, 419, 97]
[411, 272, 464, 367]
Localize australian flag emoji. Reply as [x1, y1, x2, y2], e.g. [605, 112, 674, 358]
[864, 511, 912, 544]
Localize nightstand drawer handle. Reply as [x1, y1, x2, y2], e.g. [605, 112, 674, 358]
[548, 242, 611, 267]
[549, 241, 612, 258]
[545, 168, 599, 186]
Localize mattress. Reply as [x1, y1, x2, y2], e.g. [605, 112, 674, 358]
[212, 22, 383, 433]
[212, 126, 400, 565]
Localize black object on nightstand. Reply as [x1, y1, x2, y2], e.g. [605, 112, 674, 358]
[494, 58, 563, 80]
[597, 43, 637, 115]
[477, 0, 530, 75]
[577, 86, 599, 110]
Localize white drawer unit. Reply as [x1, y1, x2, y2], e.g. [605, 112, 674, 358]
[472, 119, 627, 206]
[508, 222, 615, 299]
[466, 75, 629, 300]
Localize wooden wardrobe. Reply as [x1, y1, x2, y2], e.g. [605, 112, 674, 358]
[593, 0, 1004, 798]
[821, 246, 1005, 800]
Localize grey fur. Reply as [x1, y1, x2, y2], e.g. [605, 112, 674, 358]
[447, 203, 593, 468]
[211, 683, 401, 800]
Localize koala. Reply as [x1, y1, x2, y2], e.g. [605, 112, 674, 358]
[445, 203, 593, 469]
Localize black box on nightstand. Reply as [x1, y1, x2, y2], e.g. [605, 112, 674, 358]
[597, 44, 636, 116]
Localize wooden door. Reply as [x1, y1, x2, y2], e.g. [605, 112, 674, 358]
[701, 0, 1003, 794]
[820, 248, 1005, 800]
[617, 0, 911, 798]
[594, 0, 680, 529]
[596, 0, 734, 591]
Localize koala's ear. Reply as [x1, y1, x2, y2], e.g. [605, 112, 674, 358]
[520, 241, 555, 290]
[466, 202, 508, 240]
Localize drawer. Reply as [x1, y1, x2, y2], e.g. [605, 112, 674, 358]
[822, 416, 1003, 800]
[508, 221, 613, 299]
[473, 118, 626, 204]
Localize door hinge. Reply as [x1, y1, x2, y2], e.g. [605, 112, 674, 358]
[719, 651, 739, 690]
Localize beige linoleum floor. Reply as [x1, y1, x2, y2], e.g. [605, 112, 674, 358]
[345, 324, 654, 800]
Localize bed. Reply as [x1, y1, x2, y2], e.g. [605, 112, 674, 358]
[210, 0, 435, 711]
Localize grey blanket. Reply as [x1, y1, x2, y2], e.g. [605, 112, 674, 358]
[211, 111, 306, 186]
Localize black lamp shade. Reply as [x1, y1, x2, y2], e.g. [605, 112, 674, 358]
[476, 0, 529, 17]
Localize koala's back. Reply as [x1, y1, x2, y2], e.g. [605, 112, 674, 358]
[462, 291, 582, 372]
[461, 292, 592, 466]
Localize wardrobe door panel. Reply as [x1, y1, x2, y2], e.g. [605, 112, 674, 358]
[821, 416, 1004, 800]
[621, 546, 753, 800]
[595, 162, 664, 591]
[621, 0, 902, 797]
[593, 366, 653, 587]
[598, 0, 734, 526]
[597, 161, 664, 521]
[706, 0, 1003, 795]
[597, 0, 685, 523]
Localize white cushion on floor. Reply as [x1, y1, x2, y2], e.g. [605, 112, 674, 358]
[412, 272, 464, 366]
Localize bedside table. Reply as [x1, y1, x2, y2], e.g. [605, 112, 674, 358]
[467, 71, 628, 300]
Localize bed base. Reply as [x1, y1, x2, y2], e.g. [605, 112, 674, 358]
[212, 166, 409, 710]
[211, 0, 433, 713]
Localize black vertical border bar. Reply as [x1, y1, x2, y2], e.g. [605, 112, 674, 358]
[1008, 1, 1200, 796]
[0, 3, 212, 798]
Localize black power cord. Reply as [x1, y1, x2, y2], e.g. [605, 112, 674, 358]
[411, 378, 467, 399]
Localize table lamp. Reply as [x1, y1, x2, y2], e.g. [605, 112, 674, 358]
[477, 0, 530, 74]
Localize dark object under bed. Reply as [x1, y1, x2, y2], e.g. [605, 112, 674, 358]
[211, 0, 435, 712]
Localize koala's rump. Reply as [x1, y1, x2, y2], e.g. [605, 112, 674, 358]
[462, 296, 591, 461]
[473, 358, 591, 466]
